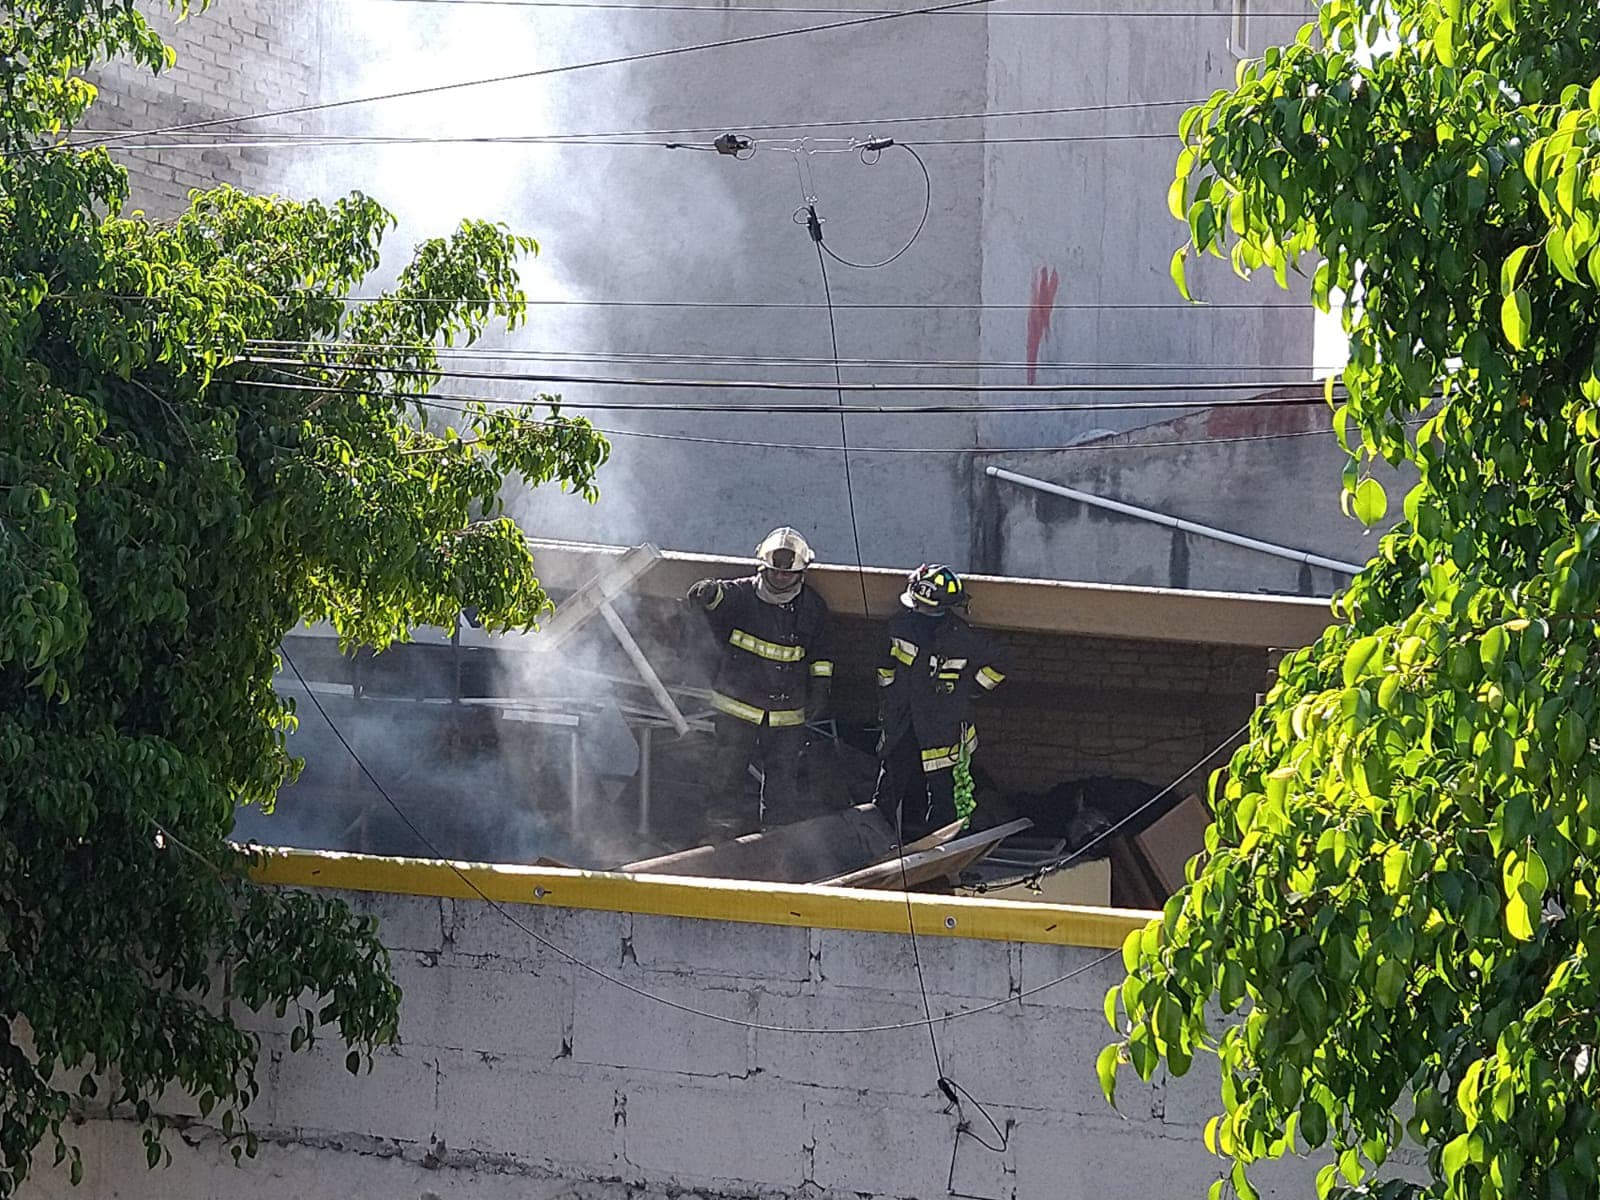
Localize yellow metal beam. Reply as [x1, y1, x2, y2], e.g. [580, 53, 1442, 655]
[251, 847, 1154, 949]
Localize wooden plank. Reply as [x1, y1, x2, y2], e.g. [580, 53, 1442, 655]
[815, 818, 1034, 889]
[618, 805, 898, 884]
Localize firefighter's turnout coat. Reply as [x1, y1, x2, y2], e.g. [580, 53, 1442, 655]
[697, 577, 832, 726]
[878, 609, 1010, 772]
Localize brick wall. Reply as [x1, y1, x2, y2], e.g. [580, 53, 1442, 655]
[829, 616, 1269, 795]
[80, 0, 320, 216]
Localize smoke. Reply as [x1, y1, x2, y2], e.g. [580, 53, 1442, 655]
[247, 577, 879, 871]
[243, 612, 700, 868]
[242, 0, 953, 865]
[277, 0, 774, 548]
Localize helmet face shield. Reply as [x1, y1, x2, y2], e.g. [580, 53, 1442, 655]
[753, 527, 813, 602]
[755, 527, 815, 571]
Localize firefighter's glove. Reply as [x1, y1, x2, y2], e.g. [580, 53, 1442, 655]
[685, 578, 722, 610]
[806, 678, 832, 722]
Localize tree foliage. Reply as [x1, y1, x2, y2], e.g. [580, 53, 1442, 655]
[1106, 2, 1600, 1198]
[1, 2, 608, 1191]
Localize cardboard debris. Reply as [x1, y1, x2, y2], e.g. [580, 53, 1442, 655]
[1133, 793, 1211, 895]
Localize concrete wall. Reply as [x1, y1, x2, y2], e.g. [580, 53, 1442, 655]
[976, 0, 1318, 446]
[972, 404, 1413, 595]
[20, 886, 1387, 1200]
[82, 0, 1329, 589]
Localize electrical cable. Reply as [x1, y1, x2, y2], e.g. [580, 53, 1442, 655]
[976, 719, 1253, 893]
[895, 780, 949, 1079]
[868, 131, 1165, 145]
[237, 365, 1332, 398]
[247, 336, 1333, 372]
[942, 1075, 1010, 1153]
[261, 364, 1377, 456]
[76, 130, 1174, 152]
[236, 364, 1357, 451]
[796, 174, 1009, 1142]
[277, 647, 1125, 1033]
[815, 143, 930, 270]
[464, 414, 1352, 454]
[353, 0, 1316, 15]
[67, 0, 1010, 149]
[805, 216, 873, 621]
[63, 97, 1204, 144]
[245, 337, 1336, 372]
[52, 292, 1313, 311]
[802, 187, 961, 1093]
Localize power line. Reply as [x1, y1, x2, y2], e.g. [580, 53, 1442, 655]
[277, 646, 1125, 1035]
[239, 362, 1326, 397]
[356, 0, 1313, 15]
[808, 142, 931, 270]
[66, 96, 1204, 144]
[249, 337, 1330, 372]
[58, 292, 1313, 311]
[71, 130, 1173, 151]
[68, 0, 1010, 149]
[264, 382, 1346, 450]
[799, 177, 964, 1097]
[875, 132, 1166, 145]
[807, 222, 873, 615]
[487, 415, 1349, 454]
[818, 419, 969, 1119]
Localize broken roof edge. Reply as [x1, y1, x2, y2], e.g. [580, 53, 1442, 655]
[523, 537, 1337, 650]
[249, 843, 1152, 949]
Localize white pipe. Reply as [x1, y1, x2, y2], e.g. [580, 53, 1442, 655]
[985, 466, 1366, 577]
[637, 726, 653, 837]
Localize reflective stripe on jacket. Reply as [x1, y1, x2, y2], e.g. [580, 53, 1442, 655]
[695, 576, 831, 724]
[879, 609, 1010, 751]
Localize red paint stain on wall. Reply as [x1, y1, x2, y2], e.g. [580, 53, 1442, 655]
[1025, 266, 1060, 384]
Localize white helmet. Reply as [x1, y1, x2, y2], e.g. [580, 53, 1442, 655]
[755, 527, 815, 572]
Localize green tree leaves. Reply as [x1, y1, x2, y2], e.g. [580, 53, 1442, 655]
[0, 2, 609, 1193]
[1500, 289, 1532, 350]
[1501, 845, 1548, 941]
[1353, 478, 1389, 527]
[1109, 1, 1600, 1198]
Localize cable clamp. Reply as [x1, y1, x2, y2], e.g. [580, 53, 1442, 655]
[805, 204, 825, 245]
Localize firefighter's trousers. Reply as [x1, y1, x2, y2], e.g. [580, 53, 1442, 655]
[872, 732, 956, 843]
[710, 712, 804, 832]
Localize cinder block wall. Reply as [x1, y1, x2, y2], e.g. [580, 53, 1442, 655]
[830, 616, 1269, 793]
[80, 0, 319, 217]
[978, 632, 1267, 790]
[19, 888, 1391, 1200]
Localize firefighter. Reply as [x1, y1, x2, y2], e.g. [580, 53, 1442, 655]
[874, 564, 1010, 842]
[685, 528, 833, 832]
